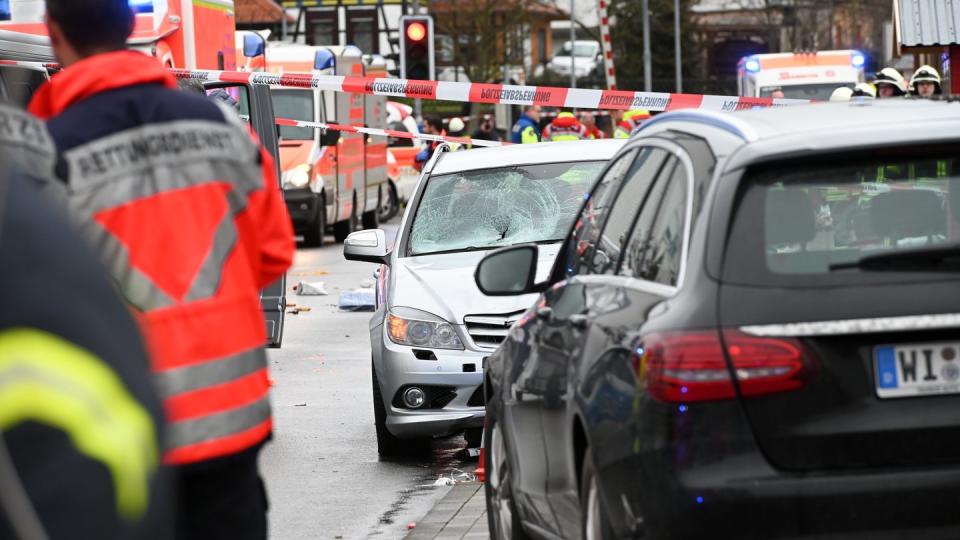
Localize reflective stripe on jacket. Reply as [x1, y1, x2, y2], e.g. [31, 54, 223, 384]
[30, 51, 296, 465]
[511, 114, 541, 144]
[0, 171, 168, 537]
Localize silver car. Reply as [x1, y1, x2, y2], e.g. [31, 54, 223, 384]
[343, 139, 625, 455]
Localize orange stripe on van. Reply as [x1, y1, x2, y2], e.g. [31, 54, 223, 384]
[759, 53, 852, 69]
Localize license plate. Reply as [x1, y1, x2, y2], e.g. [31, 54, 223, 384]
[874, 342, 960, 399]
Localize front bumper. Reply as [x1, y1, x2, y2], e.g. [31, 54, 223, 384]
[372, 320, 488, 439]
[283, 187, 319, 229]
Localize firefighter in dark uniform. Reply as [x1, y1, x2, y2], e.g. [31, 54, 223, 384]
[0, 102, 169, 539]
[28, 1, 295, 539]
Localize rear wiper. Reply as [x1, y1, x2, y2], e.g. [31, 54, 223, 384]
[829, 244, 960, 271]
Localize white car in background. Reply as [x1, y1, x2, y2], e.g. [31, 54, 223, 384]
[546, 40, 602, 80]
[343, 139, 625, 455]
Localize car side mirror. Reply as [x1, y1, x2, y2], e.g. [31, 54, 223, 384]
[343, 229, 390, 265]
[320, 129, 341, 147]
[475, 244, 538, 296]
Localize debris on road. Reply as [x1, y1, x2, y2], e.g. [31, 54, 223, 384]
[424, 469, 477, 487]
[407, 523, 416, 530]
[338, 288, 375, 311]
[294, 281, 329, 296]
[295, 402, 307, 407]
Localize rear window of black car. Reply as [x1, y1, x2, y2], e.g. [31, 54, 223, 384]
[722, 148, 960, 287]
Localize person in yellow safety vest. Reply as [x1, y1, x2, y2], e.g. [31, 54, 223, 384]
[874, 67, 907, 98]
[614, 109, 651, 139]
[910, 65, 943, 98]
[511, 105, 542, 144]
[543, 111, 588, 142]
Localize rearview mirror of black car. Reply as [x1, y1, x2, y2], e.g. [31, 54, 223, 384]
[475, 244, 538, 296]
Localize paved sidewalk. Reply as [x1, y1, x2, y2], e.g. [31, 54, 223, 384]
[405, 482, 489, 539]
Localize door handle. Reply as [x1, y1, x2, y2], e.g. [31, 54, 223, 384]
[569, 313, 588, 330]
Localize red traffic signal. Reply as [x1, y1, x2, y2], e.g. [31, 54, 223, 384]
[399, 15, 434, 80]
[406, 22, 427, 43]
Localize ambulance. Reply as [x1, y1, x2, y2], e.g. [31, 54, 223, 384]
[737, 50, 865, 101]
[238, 35, 389, 245]
[0, 0, 236, 69]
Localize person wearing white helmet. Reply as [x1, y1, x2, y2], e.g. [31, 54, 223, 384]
[874, 67, 907, 98]
[829, 86, 854, 102]
[910, 65, 942, 98]
[447, 117, 468, 150]
[851, 83, 876, 99]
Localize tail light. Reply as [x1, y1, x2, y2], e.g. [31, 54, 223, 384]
[636, 330, 811, 403]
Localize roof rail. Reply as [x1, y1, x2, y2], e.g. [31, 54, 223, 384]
[635, 109, 759, 142]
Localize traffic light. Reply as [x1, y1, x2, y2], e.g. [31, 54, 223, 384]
[399, 15, 434, 81]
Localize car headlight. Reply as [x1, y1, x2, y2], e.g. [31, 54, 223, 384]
[386, 308, 464, 350]
[282, 165, 310, 189]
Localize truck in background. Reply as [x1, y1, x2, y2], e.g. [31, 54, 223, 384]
[0, 0, 236, 69]
[737, 50, 865, 100]
[238, 34, 389, 245]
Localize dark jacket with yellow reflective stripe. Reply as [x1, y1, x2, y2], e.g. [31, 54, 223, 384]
[0, 156, 169, 539]
[30, 51, 296, 466]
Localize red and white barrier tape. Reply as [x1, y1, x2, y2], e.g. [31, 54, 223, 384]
[275, 117, 509, 147]
[172, 69, 810, 112]
[598, 0, 618, 90]
[2, 60, 811, 112]
[0, 60, 58, 69]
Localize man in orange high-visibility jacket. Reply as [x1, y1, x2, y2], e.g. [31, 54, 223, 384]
[29, 1, 295, 538]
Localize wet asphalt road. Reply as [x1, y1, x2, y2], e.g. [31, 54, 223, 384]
[260, 220, 473, 539]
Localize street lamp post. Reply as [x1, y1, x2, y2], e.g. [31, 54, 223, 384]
[570, 0, 577, 89]
[642, 0, 652, 92]
[674, 0, 682, 92]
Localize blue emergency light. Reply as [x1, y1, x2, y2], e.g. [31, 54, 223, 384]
[129, 0, 153, 13]
[243, 34, 265, 58]
[314, 49, 335, 71]
[744, 57, 761, 73]
[851, 52, 866, 68]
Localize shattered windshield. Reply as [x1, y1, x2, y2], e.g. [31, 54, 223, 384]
[408, 161, 607, 256]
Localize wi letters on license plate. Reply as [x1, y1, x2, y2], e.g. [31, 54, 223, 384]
[874, 342, 960, 399]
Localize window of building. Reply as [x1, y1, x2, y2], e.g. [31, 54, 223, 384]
[347, 8, 379, 54]
[306, 9, 339, 47]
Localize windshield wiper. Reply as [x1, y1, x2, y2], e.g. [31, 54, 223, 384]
[411, 245, 499, 257]
[412, 239, 566, 257]
[829, 244, 960, 272]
